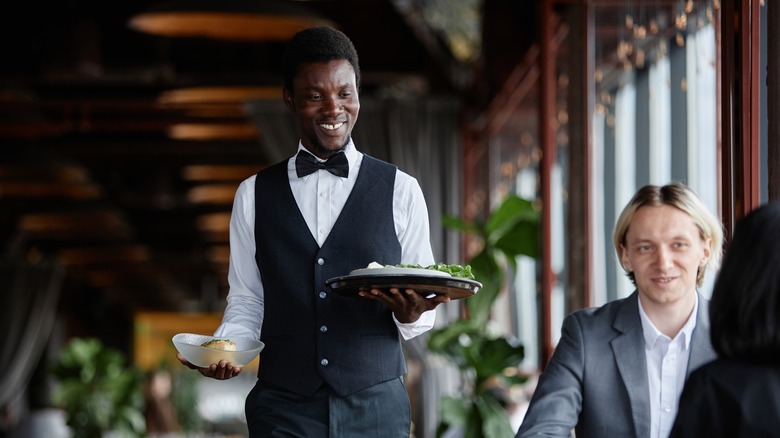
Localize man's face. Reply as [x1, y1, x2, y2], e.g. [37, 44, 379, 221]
[283, 60, 360, 159]
[620, 205, 711, 311]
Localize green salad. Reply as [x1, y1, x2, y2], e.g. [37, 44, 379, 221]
[388, 263, 475, 280]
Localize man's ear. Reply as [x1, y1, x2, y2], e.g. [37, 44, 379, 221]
[283, 88, 294, 111]
[701, 237, 712, 266]
[620, 244, 632, 271]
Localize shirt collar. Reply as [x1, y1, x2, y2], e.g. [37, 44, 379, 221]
[638, 293, 698, 350]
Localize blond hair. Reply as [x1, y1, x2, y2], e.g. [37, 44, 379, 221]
[613, 183, 724, 287]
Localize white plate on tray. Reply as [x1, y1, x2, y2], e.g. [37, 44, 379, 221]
[348, 267, 451, 277]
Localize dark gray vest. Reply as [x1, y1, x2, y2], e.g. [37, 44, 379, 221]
[254, 155, 405, 396]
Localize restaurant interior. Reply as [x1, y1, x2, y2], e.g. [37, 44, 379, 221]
[0, 0, 776, 437]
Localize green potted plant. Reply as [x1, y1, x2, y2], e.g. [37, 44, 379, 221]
[429, 195, 540, 437]
[50, 337, 146, 438]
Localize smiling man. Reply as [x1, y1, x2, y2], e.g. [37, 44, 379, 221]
[177, 26, 450, 437]
[516, 183, 723, 438]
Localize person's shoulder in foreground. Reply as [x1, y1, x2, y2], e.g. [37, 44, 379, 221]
[516, 182, 723, 438]
[669, 360, 780, 437]
[670, 202, 780, 438]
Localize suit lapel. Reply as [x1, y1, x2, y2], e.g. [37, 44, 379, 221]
[687, 293, 717, 377]
[611, 292, 651, 438]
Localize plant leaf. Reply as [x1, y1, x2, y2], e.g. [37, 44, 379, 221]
[438, 396, 468, 429]
[485, 196, 538, 241]
[465, 275, 503, 327]
[472, 338, 526, 385]
[442, 214, 483, 237]
[494, 220, 540, 259]
[427, 319, 482, 364]
[476, 394, 515, 438]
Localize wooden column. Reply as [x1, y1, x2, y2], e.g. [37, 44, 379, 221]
[720, 0, 763, 241]
[563, 1, 593, 315]
[539, 0, 556, 367]
[769, 0, 780, 200]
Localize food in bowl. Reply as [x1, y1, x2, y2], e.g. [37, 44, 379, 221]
[200, 339, 237, 351]
[172, 333, 264, 368]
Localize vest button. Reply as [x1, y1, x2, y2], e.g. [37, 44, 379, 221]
[319, 291, 327, 299]
[317, 258, 325, 266]
[320, 358, 329, 366]
[320, 325, 328, 333]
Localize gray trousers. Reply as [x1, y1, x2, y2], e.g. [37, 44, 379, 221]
[245, 377, 411, 437]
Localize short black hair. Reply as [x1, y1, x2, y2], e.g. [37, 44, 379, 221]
[710, 202, 780, 365]
[281, 26, 360, 92]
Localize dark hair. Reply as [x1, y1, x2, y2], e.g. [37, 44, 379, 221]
[709, 202, 780, 365]
[281, 26, 361, 92]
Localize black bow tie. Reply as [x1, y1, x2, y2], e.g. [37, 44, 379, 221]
[295, 150, 349, 178]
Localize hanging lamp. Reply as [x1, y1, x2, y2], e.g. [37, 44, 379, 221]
[129, 0, 334, 42]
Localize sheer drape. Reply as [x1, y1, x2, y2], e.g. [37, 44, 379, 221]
[0, 258, 63, 406]
[243, 100, 300, 165]
[353, 97, 462, 264]
[244, 96, 463, 438]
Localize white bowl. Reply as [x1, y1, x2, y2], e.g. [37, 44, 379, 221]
[172, 333, 264, 368]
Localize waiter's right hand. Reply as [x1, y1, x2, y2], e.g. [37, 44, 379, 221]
[177, 353, 242, 380]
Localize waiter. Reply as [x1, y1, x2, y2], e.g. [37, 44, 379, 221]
[177, 26, 450, 437]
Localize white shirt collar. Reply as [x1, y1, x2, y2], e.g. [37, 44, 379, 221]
[295, 139, 357, 165]
[638, 293, 698, 350]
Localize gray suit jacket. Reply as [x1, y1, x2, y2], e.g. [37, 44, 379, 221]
[515, 292, 716, 438]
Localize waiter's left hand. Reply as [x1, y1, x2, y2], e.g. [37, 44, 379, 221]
[358, 287, 450, 323]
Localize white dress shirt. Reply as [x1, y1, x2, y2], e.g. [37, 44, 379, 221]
[214, 140, 437, 342]
[639, 294, 698, 438]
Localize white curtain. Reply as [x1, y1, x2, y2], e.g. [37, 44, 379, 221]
[0, 258, 63, 407]
[613, 76, 638, 299]
[686, 24, 718, 298]
[649, 56, 672, 185]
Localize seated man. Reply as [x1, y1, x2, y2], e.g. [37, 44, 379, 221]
[516, 183, 723, 438]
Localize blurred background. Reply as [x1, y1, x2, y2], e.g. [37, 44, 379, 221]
[0, 0, 775, 437]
